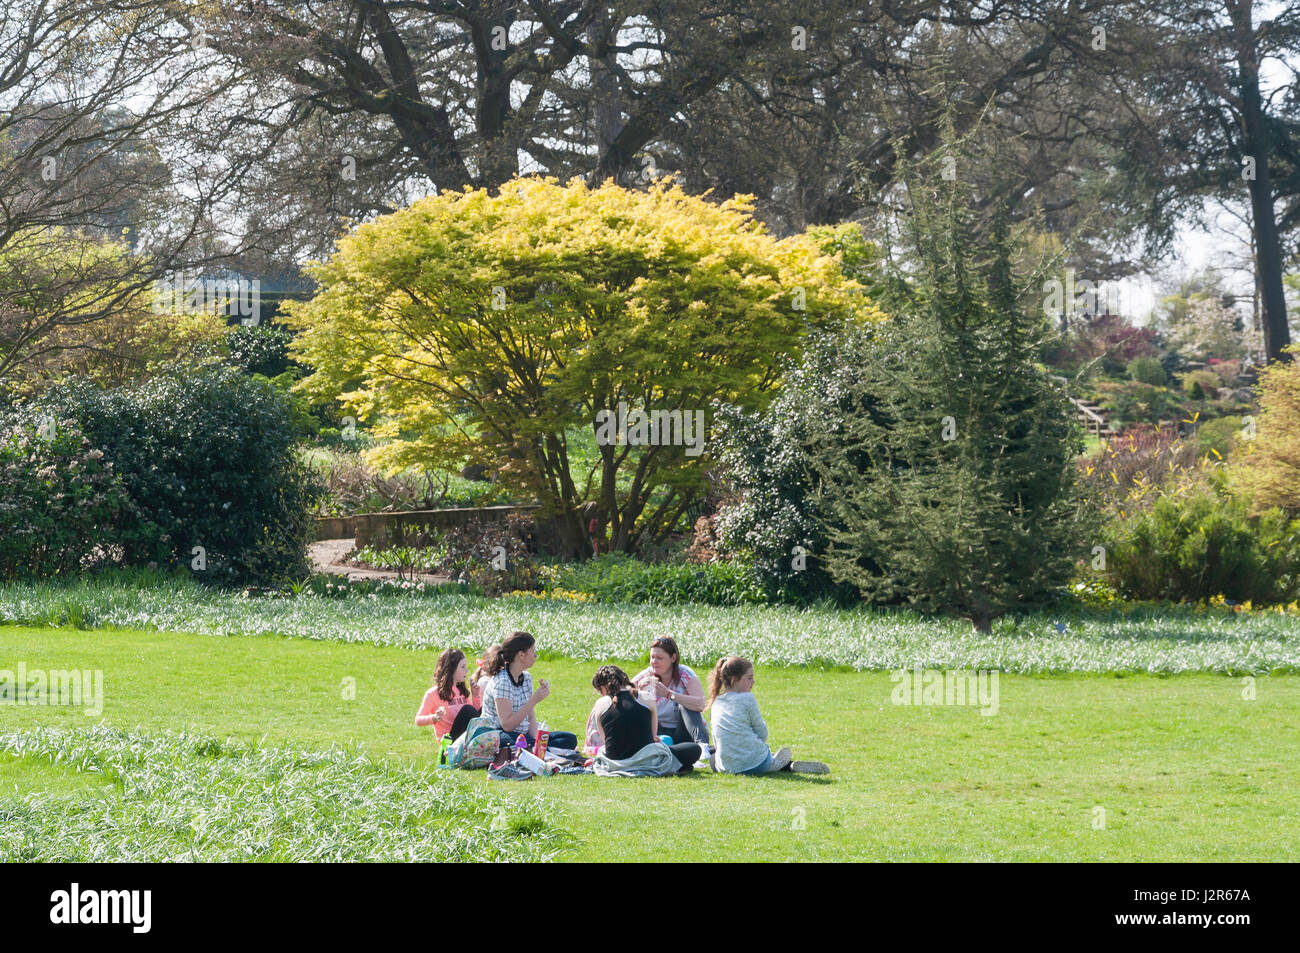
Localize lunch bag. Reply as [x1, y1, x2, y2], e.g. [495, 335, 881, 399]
[445, 717, 499, 769]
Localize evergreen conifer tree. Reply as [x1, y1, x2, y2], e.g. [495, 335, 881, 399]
[807, 151, 1093, 631]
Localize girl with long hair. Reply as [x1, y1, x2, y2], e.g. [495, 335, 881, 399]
[707, 656, 828, 775]
[414, 648, 483, 741]
[478, 631, 578, 750]
[631, 635, 708, 745]
[589, 664, 701, 772]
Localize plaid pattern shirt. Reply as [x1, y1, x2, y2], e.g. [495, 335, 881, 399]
[480, 669, 534, 736]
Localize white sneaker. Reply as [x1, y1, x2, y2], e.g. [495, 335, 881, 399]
[767, 746, 793, 772]
[790, 760, 830, 774]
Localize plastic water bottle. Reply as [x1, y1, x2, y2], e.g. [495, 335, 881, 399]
[639, 677, 657, 708]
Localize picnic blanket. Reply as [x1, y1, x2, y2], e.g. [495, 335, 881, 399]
[592, 741, 681, 778]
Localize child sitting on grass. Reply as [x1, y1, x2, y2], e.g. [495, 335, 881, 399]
[706, 656, 828, 775]
[415, 648, 483, 742]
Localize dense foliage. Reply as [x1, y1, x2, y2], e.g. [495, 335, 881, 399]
[31, 367, 323, 585]
[224, 324, 296, 378]
[1233, 346, 1300, 515]
[1104, 471, 1300, 605]
[712, 323, 867, 604]
[1, 229, 227, 391]
[805, 181, 1093, 631]
[540, 552, 766, 606]
[283, 176, 882, 556]
[0, 414, 129, 579]
[1126, 356, 1167, 386]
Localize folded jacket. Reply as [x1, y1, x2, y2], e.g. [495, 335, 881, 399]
[592, 741, 682, 778]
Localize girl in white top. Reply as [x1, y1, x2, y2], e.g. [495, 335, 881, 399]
[631, 635, 707, 745]
[707, 656, 829, 775]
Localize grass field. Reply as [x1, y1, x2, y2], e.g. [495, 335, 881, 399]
[3, 624, 1297, 861]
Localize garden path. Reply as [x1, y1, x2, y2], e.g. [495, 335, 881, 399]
[307, 537, 451, 584]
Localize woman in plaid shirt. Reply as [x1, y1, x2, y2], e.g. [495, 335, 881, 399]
[479, 631, 578, 750]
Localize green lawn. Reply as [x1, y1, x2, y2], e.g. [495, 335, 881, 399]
[3, 625, 1296, 861]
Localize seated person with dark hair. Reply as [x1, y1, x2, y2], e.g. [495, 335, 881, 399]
[590, 665, 701, 774]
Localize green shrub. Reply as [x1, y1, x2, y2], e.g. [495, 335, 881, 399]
[0, 415, 130, 580]
[225, 324, 296, 378]
[1182, 369, 1220, 399]
[712, 324, 868, 605]
[255, 370, 322, 440]
[801, 180, 1092, 631]
[1195, 415, 1244, 459]
[1094, 380, 1186, 428]
[33, 368, 324, 586]
[1104, 472, 1300, 604]
[542, 553, 767, 606]
[1060, 576, 1125, 612]
[1126, 356, 1167, 386]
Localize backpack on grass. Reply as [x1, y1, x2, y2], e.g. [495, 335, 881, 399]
[445, 717, 498, 769]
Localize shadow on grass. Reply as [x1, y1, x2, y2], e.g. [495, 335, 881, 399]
[666, 768, 833, 785]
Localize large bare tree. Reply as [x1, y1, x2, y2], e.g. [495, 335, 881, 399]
[1099, 0, 1300, 362]
[0, 1, 258, 382]
[190, 2, 1170, 275]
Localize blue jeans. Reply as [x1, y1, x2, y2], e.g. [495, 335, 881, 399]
[497, 730, 579, 751]
[737, 750, 774, 776]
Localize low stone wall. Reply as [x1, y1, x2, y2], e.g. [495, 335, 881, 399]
[314, 516, 356, 540]
[314, 505, 538, 544]
[356, 505, 539, 549]
[314, 502, 596, 556]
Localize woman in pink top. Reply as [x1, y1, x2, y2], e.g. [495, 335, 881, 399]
[415, 649, 484, 741]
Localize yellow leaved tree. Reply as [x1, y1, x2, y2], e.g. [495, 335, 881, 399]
[1233, 345, 1300, 515]
[283, 175, 882, 555]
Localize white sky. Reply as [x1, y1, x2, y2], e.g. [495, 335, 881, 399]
[1115, 216, 1253, 327]
[1115, 34, 1295, 328]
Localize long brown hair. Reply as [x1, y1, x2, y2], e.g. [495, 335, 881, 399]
[591, 664, 635, 697]
[434, 648, 469, 702]
[649, 635, 682, 687]
[482, 631, 536, 676]
[707, 656, 753, 705]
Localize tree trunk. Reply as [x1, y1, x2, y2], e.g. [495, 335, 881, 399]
[597, 425, 620, 557]
[541, 432, 590, 558]
[587, 12, 625, 180]
[558, 506, 592, 559]
[1232, 0, 1292, 363]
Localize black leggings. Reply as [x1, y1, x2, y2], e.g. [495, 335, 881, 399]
[448, 705, 480, 741]
[668, 741, 701, 770]
[659, 719, 696, 746]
